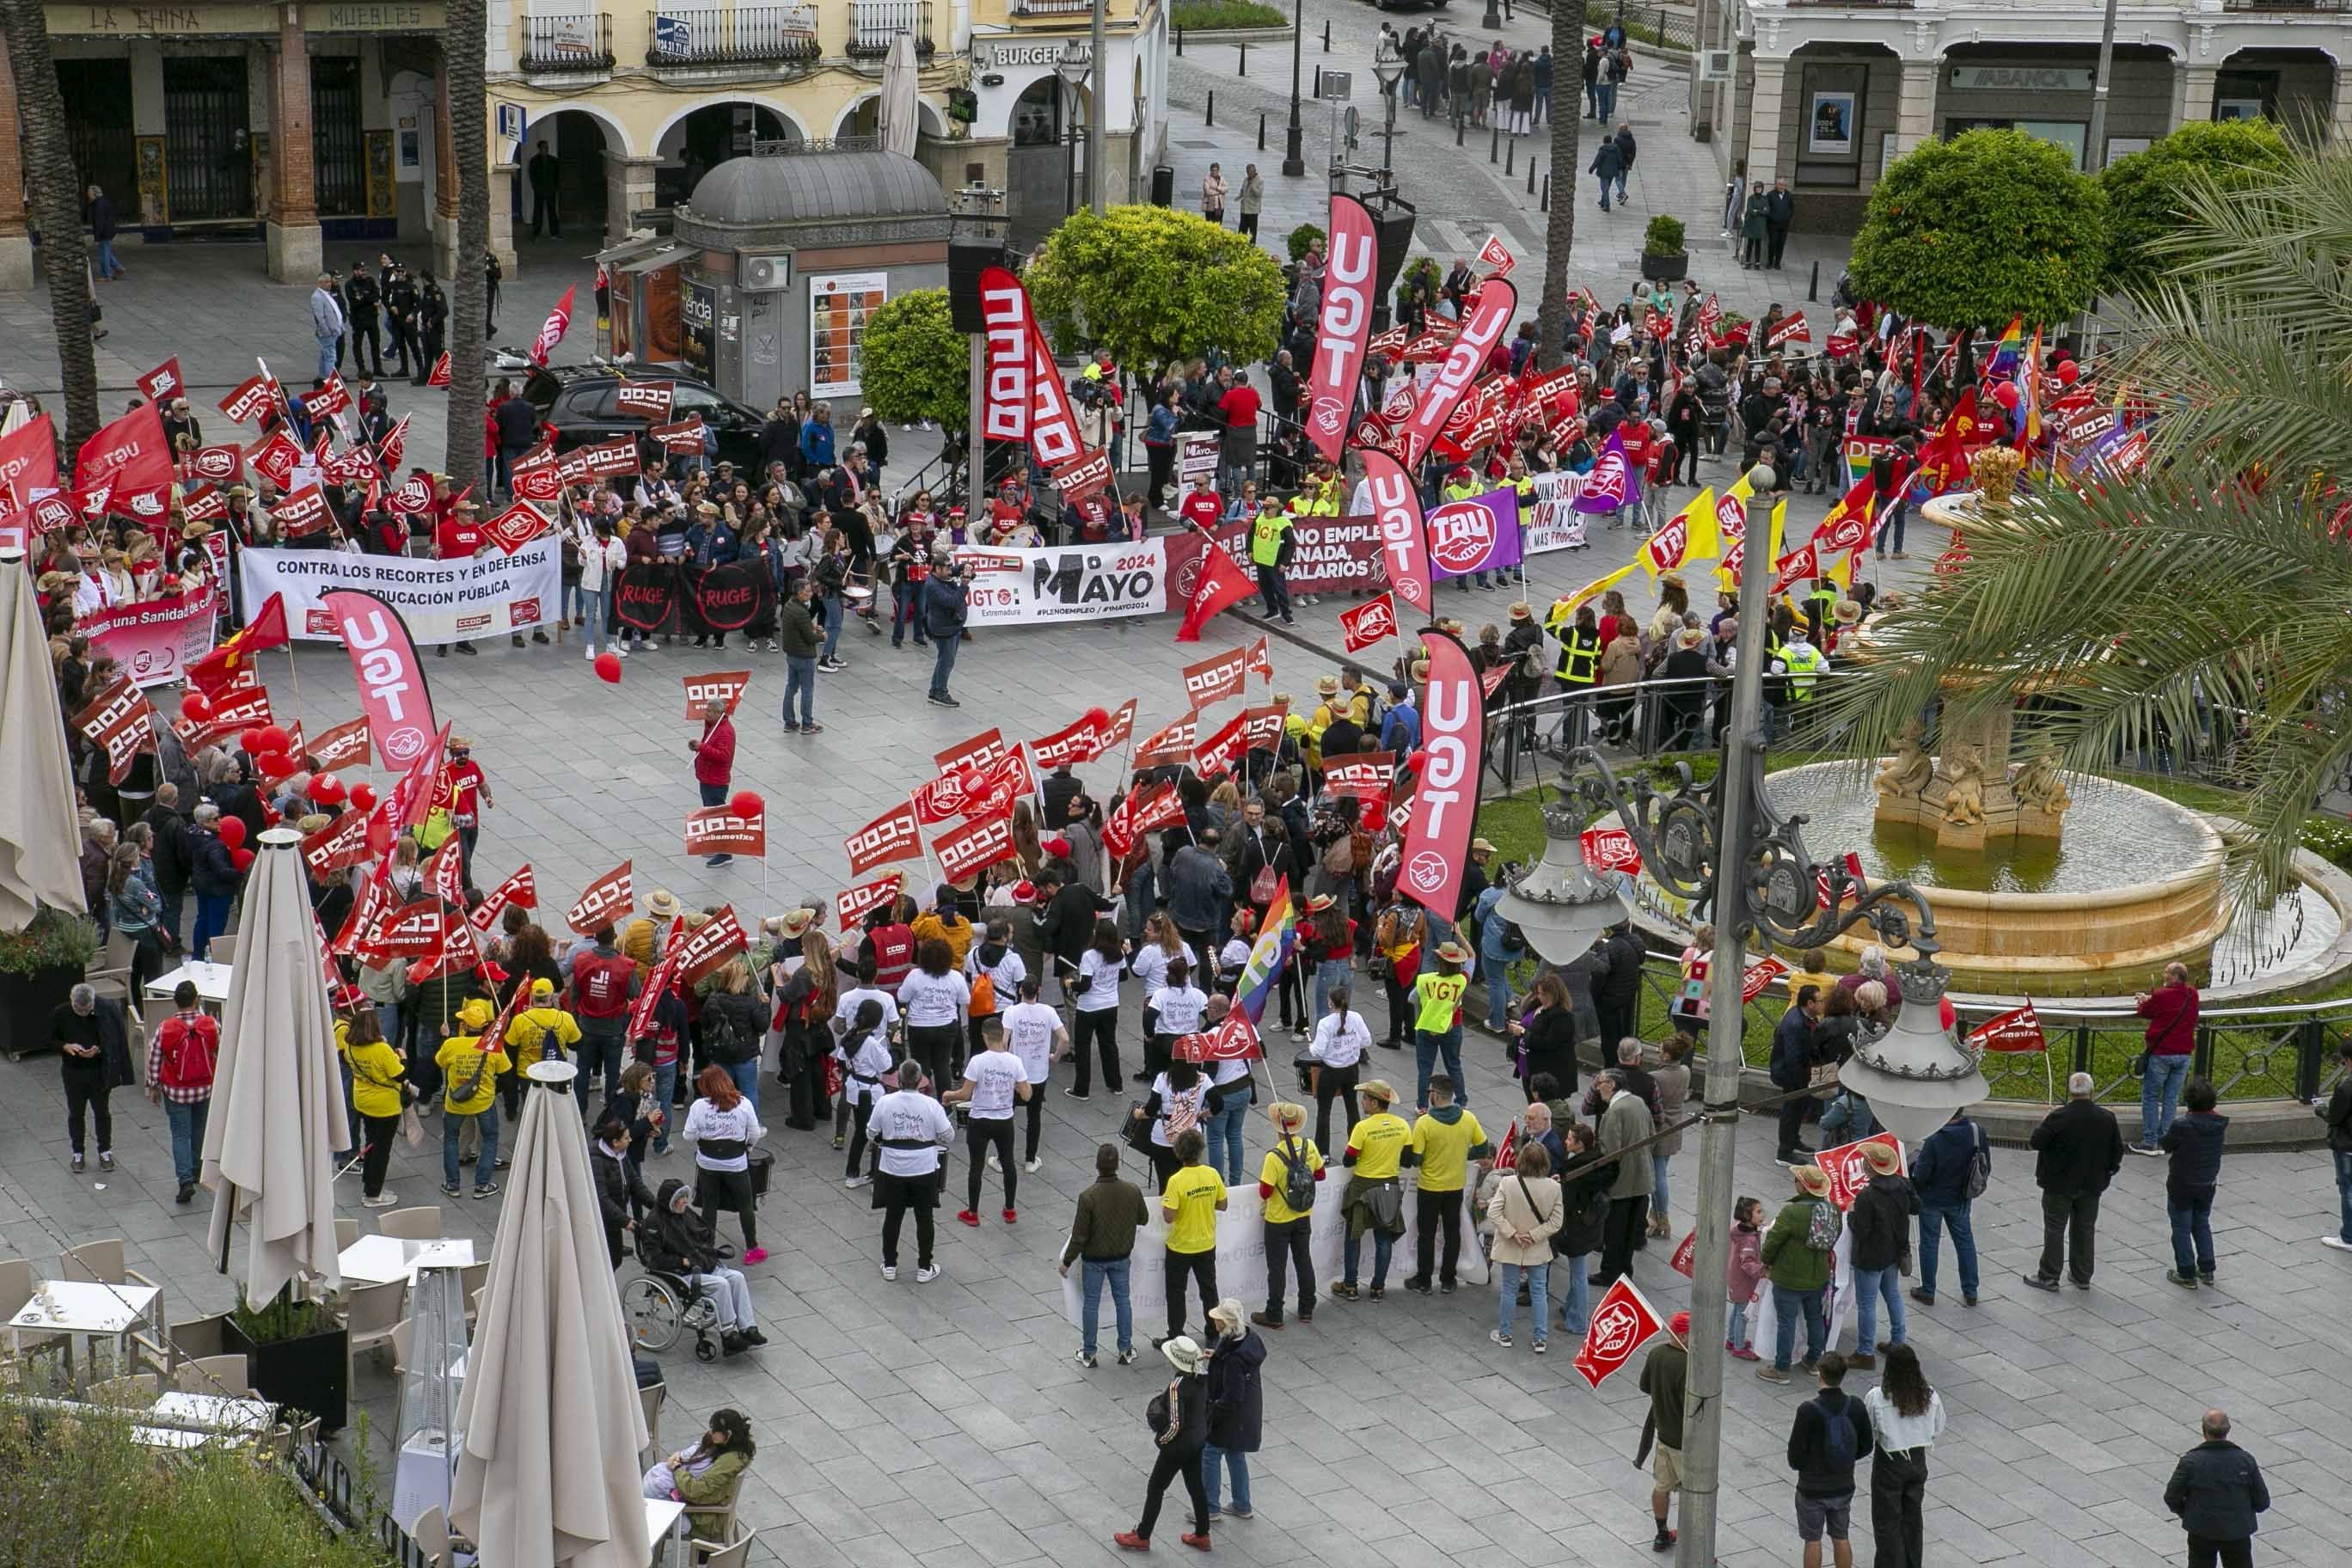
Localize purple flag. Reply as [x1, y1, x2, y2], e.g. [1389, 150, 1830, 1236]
[1427, 487, 1525, 580]
[1572, 428, 1644, 516]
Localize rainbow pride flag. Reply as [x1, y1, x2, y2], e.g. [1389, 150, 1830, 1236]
[1235, 876, 1298, 1026]
[1983, 315, 2024, 380]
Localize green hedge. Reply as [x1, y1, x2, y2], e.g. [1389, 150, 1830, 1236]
[1173, 0, 1287, 28]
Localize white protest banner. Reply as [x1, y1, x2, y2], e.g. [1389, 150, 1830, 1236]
[241, 536, 560, 647]
[1525, 469, 1591, 554]
[952, 539, 1168, 628]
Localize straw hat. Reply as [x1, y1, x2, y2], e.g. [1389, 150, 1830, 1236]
[647, 889, 682, 921]
[1160, 1335, 1204, 1373]
[1305, 893, 1335, 914]
[1470, 836, 1498, 856]
[1267, 1100, 1306, 1132]
[1509, 602, 1532, 622]
[1315, 675, 1341, 697]
[1792, 1165, 1832, 1197]
[775, 908, 815, 938]
[1676, 627, 1704, 649]
[1862, 1141, 1902, 1175]
[1357, 1078, 1398, 1106]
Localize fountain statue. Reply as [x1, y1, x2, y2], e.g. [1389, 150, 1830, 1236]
[1871, 717, 1933, 800]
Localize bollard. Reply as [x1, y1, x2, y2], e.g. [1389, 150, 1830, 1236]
[1456, 118, 1465, 147]
[1314, 65, 1321, 97]
[1207, 91, 1215, 127]
[1540, 174, 1551, 211]
[1505, 139, 1515, 176]
[1240, 43, 1247, 77]
[1489, 126, 1499, 164]
[1528, 158, 1537, 196]
[1258, 112, 1267, 151]
[1175, 26, 1182, 56]
[1323, 19, 1331, 50]
[1809, 260, 1821, 302]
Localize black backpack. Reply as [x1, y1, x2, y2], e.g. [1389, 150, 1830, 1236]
[1274, 1135, 1316, 1213]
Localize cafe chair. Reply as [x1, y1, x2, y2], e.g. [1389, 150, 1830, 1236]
[377, 1207, 444, 1241]
[413, 1504, 452, 1568]
[389, 1318, 413, 1379]
[460, 1262, 490, 1327]
[689, 1525, 758, 1568]
[677, 1467, 746, 1548]
[84, 929, 137, 1008]
[0, 1258, 69, 1367]
[639, 1381, 665, 1467]
[89, 1371, 160, 1405]
[174, 1354, 253, 1399]
[343, 1279, 407, 1377]
[334, 1216, 359, 1253]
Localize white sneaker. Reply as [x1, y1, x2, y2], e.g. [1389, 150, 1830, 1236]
[916, 1264, 941, 1283]
[845, 1174, 872, 1189]
[615, 645, 628, 658]
[2323, 1236, 2352, 1253]
[986, 1150, 1001, 1172]
[361, 1191, 398, 1208]
[1024, 1158, 1041, 1173]
[583, 647, 597, 662]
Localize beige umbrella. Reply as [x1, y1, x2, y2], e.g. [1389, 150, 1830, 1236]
[450, 1062, 651, 1568]
[877, 31, 920, 159]
[0, 551, 88, 928]
[202, 826, 349, 1303]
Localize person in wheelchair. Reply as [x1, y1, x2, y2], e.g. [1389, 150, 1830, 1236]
[642, 1179, 765, 1356]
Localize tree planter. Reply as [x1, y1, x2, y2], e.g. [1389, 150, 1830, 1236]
[0, 962, 79, 1060]
[1641, 250, 1689, 282]
[224, 1314, 350, 1434]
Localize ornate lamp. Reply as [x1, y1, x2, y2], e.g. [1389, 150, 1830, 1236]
[1839, 962, 1988, 1146]
[1495, 801, 1631, 963]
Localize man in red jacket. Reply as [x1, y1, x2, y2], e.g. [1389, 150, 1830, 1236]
[689, 698, 738, 867]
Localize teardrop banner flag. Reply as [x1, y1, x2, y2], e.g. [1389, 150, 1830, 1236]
[1396, 631, 1485, 919]
[1304, 193, 1379, 465]
[1360, 449, 1431, 617]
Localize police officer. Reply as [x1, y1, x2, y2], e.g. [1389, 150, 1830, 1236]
[1249, 494, 1296, 626]
[345, 260, 383, 377]
[1547, 601, 1602, 748]
[413, 273, 449, 386]
[383, 261, 419, 378]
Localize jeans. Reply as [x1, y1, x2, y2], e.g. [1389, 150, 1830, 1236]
[1874, 499, 1908, 555]
[1598, 81, 1618, 119]
[1413, 1026, 1465, 1110]
[1916, 1201, 1977, 1298]
[1081, 1256, 1133, 1357]
[1343, 1226, 1394, 1288]
[1596, 175, 1614, 211]
[1202, 1446, 1251, 1513]
[1254, 563, 1291, 622]
[651, 1062, 679, 1148]
[1534, 86, 1550, 126]
[1727, 1296, 1750, 1347]
[1204, 1096, 1248, 1184]
[821, 593, 843, 659]
[929, 630, 961, 697]
[1651, 1150, 1672, 1224]
[2139, 1051, 2190, 1147]
[2168, 1185, 2216, 1276]
[724, 1057, 762, 1115]
[578, 1026, 626, 1112]
[582, 585, 612, 652]
[1820, 1090, 1875, 1142]
[783, 654, 817, 726]
[444, 1107, 500, 1191]
[1314, 958, 1351, 1022]
[95, 237, 125, 277]
[2335, 1150, 2352, 1243]
[316, 337, 339, 382]
[891, 580, 928, 646]
[1584, 81, 1601, 118]
[1853, 1263, 1904, 1349]
[193, 892, 232, 960]
[1482, 957, 1512, 1032]
[1496, 1259, 1548, 1343]
[1772, 1282, 1827, 1370]
[163, 1098, 209, 1186]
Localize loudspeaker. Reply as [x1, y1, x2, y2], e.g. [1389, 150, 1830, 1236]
[1371, 205, 1418, 317]
[948, 236, 1010, 333]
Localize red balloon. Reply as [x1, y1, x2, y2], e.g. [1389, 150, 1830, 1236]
[179, 691, 212, 723]
[230, 846, 255, 873]
[729, 789, 764, 817]
[309, 773, 346, 805]
[217, 816, 248, 851]
[957, 768, 986, 797]
[1406, 749, 1430, 775]
[594, 652, 622, 683]
[257, 750, 295, 781]
[2055, 360, 2081, 388]
[347, 782, 378, 812]
[237, 729, 266, 753]
[1083, 706, 1112, 730]
[1993, 382, 2021, 408]
[255, 726, 291, 755]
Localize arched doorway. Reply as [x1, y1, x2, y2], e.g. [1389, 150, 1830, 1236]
[518, 107, 615, 245]
[656, 101, 802, 205]
[1007, 77, 1087, 251]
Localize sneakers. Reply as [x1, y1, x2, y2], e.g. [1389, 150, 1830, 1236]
[1755, 1365, 1791, 1384]
[1652, 1527, 1677, 1553]
[1250, 1311, 1283, 1330]
[70, 1153, 84, 1173]
[2023, 1273, 2060, 1292]
[175, 1182, 196, 1205]
[1112, 1532, 1150, 1552]
[958, 1210, 982, 1228]
[916, 1264, 940, 1283]
[1179, 1533, 1210, 1551]
[743, 1246, 769, 1265]
[1002, 1209, 1018, 1225]
[1063, 1088, 1090, 1100]
[2322, 1236, 2352, 1252]
[1729, 1342, 1760, 1362]
[881, 1263, 897, 1281]
[987, 1151, 1001, 1172]
[1490, 1329, 1512, 1347]
[99, 1150, 114, 1172]
[1846, 1351, 1877, 1369]
[1024, 1157, 1041, 1173]
[818, 658, 845, 673]
[1329, 1282, 1359, 1301]
[928, 692, 960, 707]
[845, 1174, 872, 1189]
[442, 1182, 462, 1197]
[1076, 1349, 1099, 1369]
[362, 1191, 399, 1209]
[2128, 1142, 2162, 1157]
[2169, 1270, 2199, 1289]
[473, 1183, 500, 1199]
[1531, 1339, 1547, 1354]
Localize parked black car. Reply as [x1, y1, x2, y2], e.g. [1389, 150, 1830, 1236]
[520, 366, 769, 473]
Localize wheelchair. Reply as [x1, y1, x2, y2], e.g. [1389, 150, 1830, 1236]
[622, 1232, 726, 1363]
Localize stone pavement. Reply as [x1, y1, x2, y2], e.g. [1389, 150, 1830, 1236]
[4, 514, 2349, 1568]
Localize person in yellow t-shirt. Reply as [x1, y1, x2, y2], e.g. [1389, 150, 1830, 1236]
[1160, 1127, 1228, 1345]
[508, 977, 585, 1107]
[1253, 1100, 1325, 1327]
[1413, 942, 1473, 1114]
[435, 996, 511, 1200]
[1334, 1078, 1413, 1301]
[1406, 1075, 1492, 1294]
[1784, 947, 1835, 1017]
[338, 1008, 409, 1208]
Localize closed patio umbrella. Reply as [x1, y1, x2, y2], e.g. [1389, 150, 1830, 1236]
[202, 826, 349, 1304]
[450, 1061, 651, 1568]
[878, 31, 920, 159]
[0, 550, 87, 928]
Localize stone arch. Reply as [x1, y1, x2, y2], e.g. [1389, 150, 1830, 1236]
[647, 96, 812, 162]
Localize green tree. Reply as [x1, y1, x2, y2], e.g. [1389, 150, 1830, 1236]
[2098, 118, 2290, 297]
[1534, 0, 1589, 369]
[1024, 205, 1284, 374]
[1815, 145, 2352, 903]
[0, 2, 100, 447]
[442, 17, 489, 493]
[1848, 128, 2109, 329]
[860, 289, 970, 432]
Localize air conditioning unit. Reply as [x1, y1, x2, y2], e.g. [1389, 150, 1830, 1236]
[1700, 49, 1734, 84]
[740, 253, 792, 291]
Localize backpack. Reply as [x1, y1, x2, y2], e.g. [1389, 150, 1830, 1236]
[1274, 1135, 1316, 1213]
[1320, 834, 1356, 877]
[1804, 1196, 1843, 1253]
[1963, 1122, 1992, 1202]
[1818, 1402, 1858, 1473]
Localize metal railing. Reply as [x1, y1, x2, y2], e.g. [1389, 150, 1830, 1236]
[645, 3, 820, 64]
[1013, 0, 1095, 12]
[2220, 0, 2347, 9]
[848, 0, 934, 56]
[520, 11, 616, 71]
[289, 1430, 434, 1567]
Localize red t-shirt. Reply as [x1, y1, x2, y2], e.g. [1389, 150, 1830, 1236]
[1179, 491, 1222, 532]
[694, 717, 736, 787]
[436, 759, 487, 820]
[437, 516, 483, 559]
[1619, 427, 1652, 468]
[1219, 384, 1262, 431]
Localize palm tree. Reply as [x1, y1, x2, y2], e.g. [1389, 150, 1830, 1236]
[1532, 2, 1588, 371]
[1812, 148, 2352, 902]
[0, 0, 101, 447]
[440, 9, 489, 495]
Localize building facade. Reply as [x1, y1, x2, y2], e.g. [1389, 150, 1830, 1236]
[1689, 0, 2352, 232]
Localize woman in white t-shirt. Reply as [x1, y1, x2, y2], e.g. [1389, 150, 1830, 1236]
[1069, 918, 1126, 1102]
[1130, 912, 1195, 1037]
[1306, 982, 1372, 1153]
[945, 1020, 1032, 1224]
[1201, 1002, 1255, 1185]
[1138, 1057, 1219, 1189]
[835, 999, 894, 1187]
[998, 977, 1066, 1169]
[896, 937, 971, 1093]
[1145, 958, 1210, 1084]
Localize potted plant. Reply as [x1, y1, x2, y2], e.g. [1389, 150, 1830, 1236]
[1641, 215, 1689, 282]
[0, 910, 98, 1061]
[223, 1289, 350, 1434]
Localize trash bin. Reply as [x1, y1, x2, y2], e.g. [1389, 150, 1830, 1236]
[1150, 164, 1175, 207]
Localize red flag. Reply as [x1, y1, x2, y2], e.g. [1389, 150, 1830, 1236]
[427, 353, 452, 389]
[135, 357, 186, 403]
[305, 373, 354, 420]
[1303, 193, 1379, 464]
[406, 904, 482, 985]
[1361, 450, 1432, 619]
[672, 906, 750, 986]
[684, 804, 767, 859]
[184, 592, 291, 695]
[1669, 1230, 1698, 1278]
[299, 808, 372, 879]
[1031, 712, 1109, 769]
[1174, 542, 1257, 643]
[469, 865, 539, 933]
[934, 729, 1008, 776]
[613, 380, 675, 420]
[246, 429, 304, 490]
[70, 677, 156, 786]
[75, 401, 175, 496]
[628, 942, 683, 1044]
[1322, 752, 1393, 800]
[934, 810, 1017, 885]
[1813, 849, 1867, 911]
[318, 590, 438, 772]
[846, 801, 924, 877]
[1338, 592, 1398, 653]
[836, 873, 905, 933]
[1132, 715, 1197, 769]
[1193, 709, 1249, 779]
[1395, 633, 1484, 918]
[218, 375, 274, 425]
[1579, 828, 1642, 874]
[305, 716, 372, 774]
[1172, 1010, 1262, 1064]
[1097, 698, 1138, 750]
[1967, 1001, 2048, 1054]
[566, 859, 635, 936]
[1180, 645, 1253, 708]
[1476, 232, 1516, 277]
[529, 285, 577, 368]
[375, 413, 411, 475]
[482, 500, 554, 554]
[271, 484, 334, 538]
[423, 837, 467, 905]
[386, 722, 450, 834]
[1572, 1277, 1667, 1389]
[1818, 1132, 1905, 1211]
[1766, 311, 1810, 350]
[1399, 279, 1516, 469]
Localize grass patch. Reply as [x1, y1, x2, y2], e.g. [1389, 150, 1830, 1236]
[1172, 0, 1288, 29]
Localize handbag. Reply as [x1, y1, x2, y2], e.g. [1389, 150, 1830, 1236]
[1146, 1386, 1172, 1436]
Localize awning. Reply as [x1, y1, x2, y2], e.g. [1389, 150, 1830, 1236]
[591, 235, 670, 270]
[616, 243, 691, 277]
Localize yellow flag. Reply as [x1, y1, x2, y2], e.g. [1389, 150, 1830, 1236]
[1717, 499, 1787, 589]
[1713, 472, 1755, 545]
[1547, 563, 1640, 630]
[1639, 487, 1718, 575]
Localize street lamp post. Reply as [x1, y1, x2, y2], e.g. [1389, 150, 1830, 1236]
[1089, 0, 1108, 211]
[1373, 41, 1405, 178]
[1495, 463, 1988, 1568]
[1057, 40, 1093, 217]
[1283, 0, 1307, 176]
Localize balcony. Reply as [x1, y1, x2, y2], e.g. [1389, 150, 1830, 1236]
[848, 0, 935, 58]
[646, 4, 821, 65]
[1012, 0, 1095, 14]
[521, 12, 616, 72]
